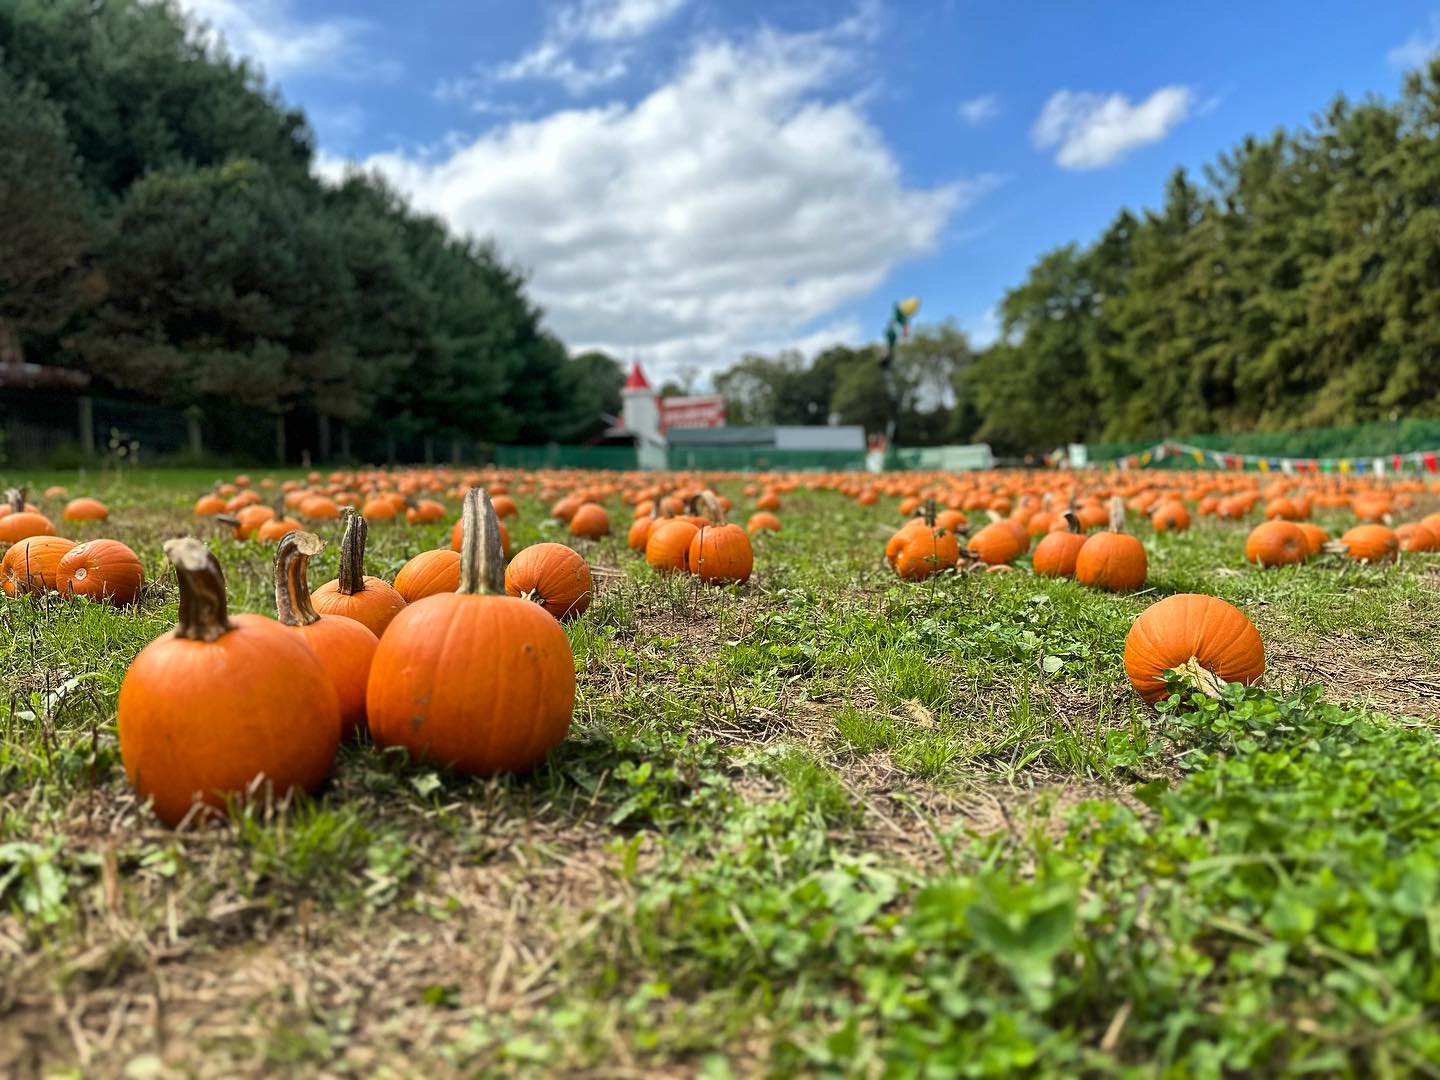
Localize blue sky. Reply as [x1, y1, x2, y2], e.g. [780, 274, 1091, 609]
[182, 0, 1440, 383]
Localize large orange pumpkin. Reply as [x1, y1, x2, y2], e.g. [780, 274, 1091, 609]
[272, 531, 379, 740]
[368, 490, 575, 776]
[57, 539, 145, 604]
[505, 542, 594, 620]
[1124, 593, 1265, 704]
[2, 536, 77, 596]
[117, 539, 341, 826]
[312, 510, 408, 637]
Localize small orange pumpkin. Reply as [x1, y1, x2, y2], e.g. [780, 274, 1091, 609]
[1337, 524, 1399, 564]
[1075, 498, 1147, 592]
[746, 511, 782, 536]
[62, 497, 109, 522]
[569, 502, 611, 540]
[505, 542, 594, 620]
[2, 535, 78, 596]
[1031, 512, 1086, 578]
[0, 488, 56, 544]
[57, 539, 145, 604]
[646, 519, 699, 573]
[313, 509, 408, 637]
[965, 522, 1023, 566]
[1244, 521, 1307, 567]
[272, 531, 379, 740]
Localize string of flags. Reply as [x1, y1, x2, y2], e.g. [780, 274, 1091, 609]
[1100, 440, 1440, 476]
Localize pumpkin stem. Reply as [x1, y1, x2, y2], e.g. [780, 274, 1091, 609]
[1063, 510, 1082, 534]
[165, 538, 235, 643]
[457, 487, 506, 596]
[1108, 496, 1127, 534]
[1040, 492, 1053, 512]
[4, 487, 25, 513]
[921, 498, 938, 527]
[336, 507, 368, 596]
[689, 490, 726, 524]
[274, 530, 324, 627]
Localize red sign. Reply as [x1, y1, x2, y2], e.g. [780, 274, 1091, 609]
[659, 395, 726, 431]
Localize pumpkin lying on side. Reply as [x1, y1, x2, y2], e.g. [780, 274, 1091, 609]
[2, 535, 77, 596]
[118, 538, 341, 827]
[1124, 593, 1265, 704]
[312, 508, 408, 637]
[368, 489, 575, 777]
[505, 542, 593, 620]
[58, 539, 145, 605]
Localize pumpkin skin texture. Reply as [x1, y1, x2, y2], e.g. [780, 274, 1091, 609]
[627, 516, 655, 549]
[1338, 525, 1399, 564]
[1295, 523, 1329, 557]
[368, 490, 575, 777]
[1395, 522, 1438, 553]
[273, 531, 380, 740]
[313, 510, 408, 637]
[1124, 593, 1265, 704]
[505, 542, 594, 620]
[394, 549, 461, 602]
[646, 520, 698, 573]
[1245, 521, 1308, 567]
[3, 536, 78, 596]
[690, 522, 755, 584]
[57, 539, 145, 604]
[890, 525, 957, 581]
[1031, 530, 1086, 578]
[118, 540, 340, 827]
[62, 497, 109, 522]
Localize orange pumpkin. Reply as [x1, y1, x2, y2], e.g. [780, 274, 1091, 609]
[746, 511, 782, 536]
[1295, 522, 1329, 557]
[1124, 593, 1265, 704]
[1074, 499, 1147, 592]
[1150, 501, 1190, 533]
[0, 488, 55, 544]
[2, 536, 77, 596]
[965, 522, 1023, 566]
[1245, 521, 1307, 567]
[313, 509, 409, 637]
[691, 521, 755, 584]
[1395, 522, 1438, 553]
[505, 542, 594, 620]
[569, 502, 611, 539]
[194, 493, 226, 516]
[646, 519, 699, 573]
[57, 539, 145, 604]
[406, 498, 447, 525]
[888, 521, 957, 581]
[394, 548, 461, 602]
[368, 490, 575, 776]
[62, 497, 109, 522]
[117, 539, 341, 826]
[1031, 512, 1086, 578]
[1338, 524, 1399, 564]
[272, 531, 379, 740]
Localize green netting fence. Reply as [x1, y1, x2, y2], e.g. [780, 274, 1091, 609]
[1086, 418, 1440, 469]
[493, 444, 868, 472]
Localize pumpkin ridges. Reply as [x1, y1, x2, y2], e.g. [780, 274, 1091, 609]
[1123, 593, 1265, 703]
[505, 542, 593, 619]
[57, 539, 144, 604]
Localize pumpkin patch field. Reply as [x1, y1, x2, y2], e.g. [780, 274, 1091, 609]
[3, 466, 1440, 1075]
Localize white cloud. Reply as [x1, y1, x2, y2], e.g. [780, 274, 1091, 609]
[326, 23, 988, 379]
[1032, 86, 1193, 170]
[961, 305, 1000, 349]
[1389, 15, 1440, 68]
[957, 94, 999, 126]
[171, 0, 371, 79]
[498, 0, 688, 93]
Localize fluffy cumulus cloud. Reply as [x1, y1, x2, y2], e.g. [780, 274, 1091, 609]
[1388, 15, 1440, 69]
[171, 0, 371, 78]
[957, 94, 999, 126]
[1032, 86, 1192, 170]
[499, 0, 689, 93]
[327, 25, 987, 377]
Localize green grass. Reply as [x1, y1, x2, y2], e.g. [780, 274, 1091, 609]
[2, 466, 1439, 1075]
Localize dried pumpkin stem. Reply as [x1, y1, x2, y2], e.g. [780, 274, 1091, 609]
[921, 498, 937, 527]
[457, 488, 505, 596]
[165, 538, 234, 643]
[337, 507, 368, 596]
[274, 530, 324, 626]
[1108, 496, 1127, 534]
[1063, 510, 1082, 534]
[4, 487, 25, 513]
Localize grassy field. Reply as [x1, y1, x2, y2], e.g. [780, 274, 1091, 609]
[2, 467, 1440, 1077]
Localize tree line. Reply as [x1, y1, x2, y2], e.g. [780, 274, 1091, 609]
[0, 0, 624, 461]
[713, 63, 1440, 453]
